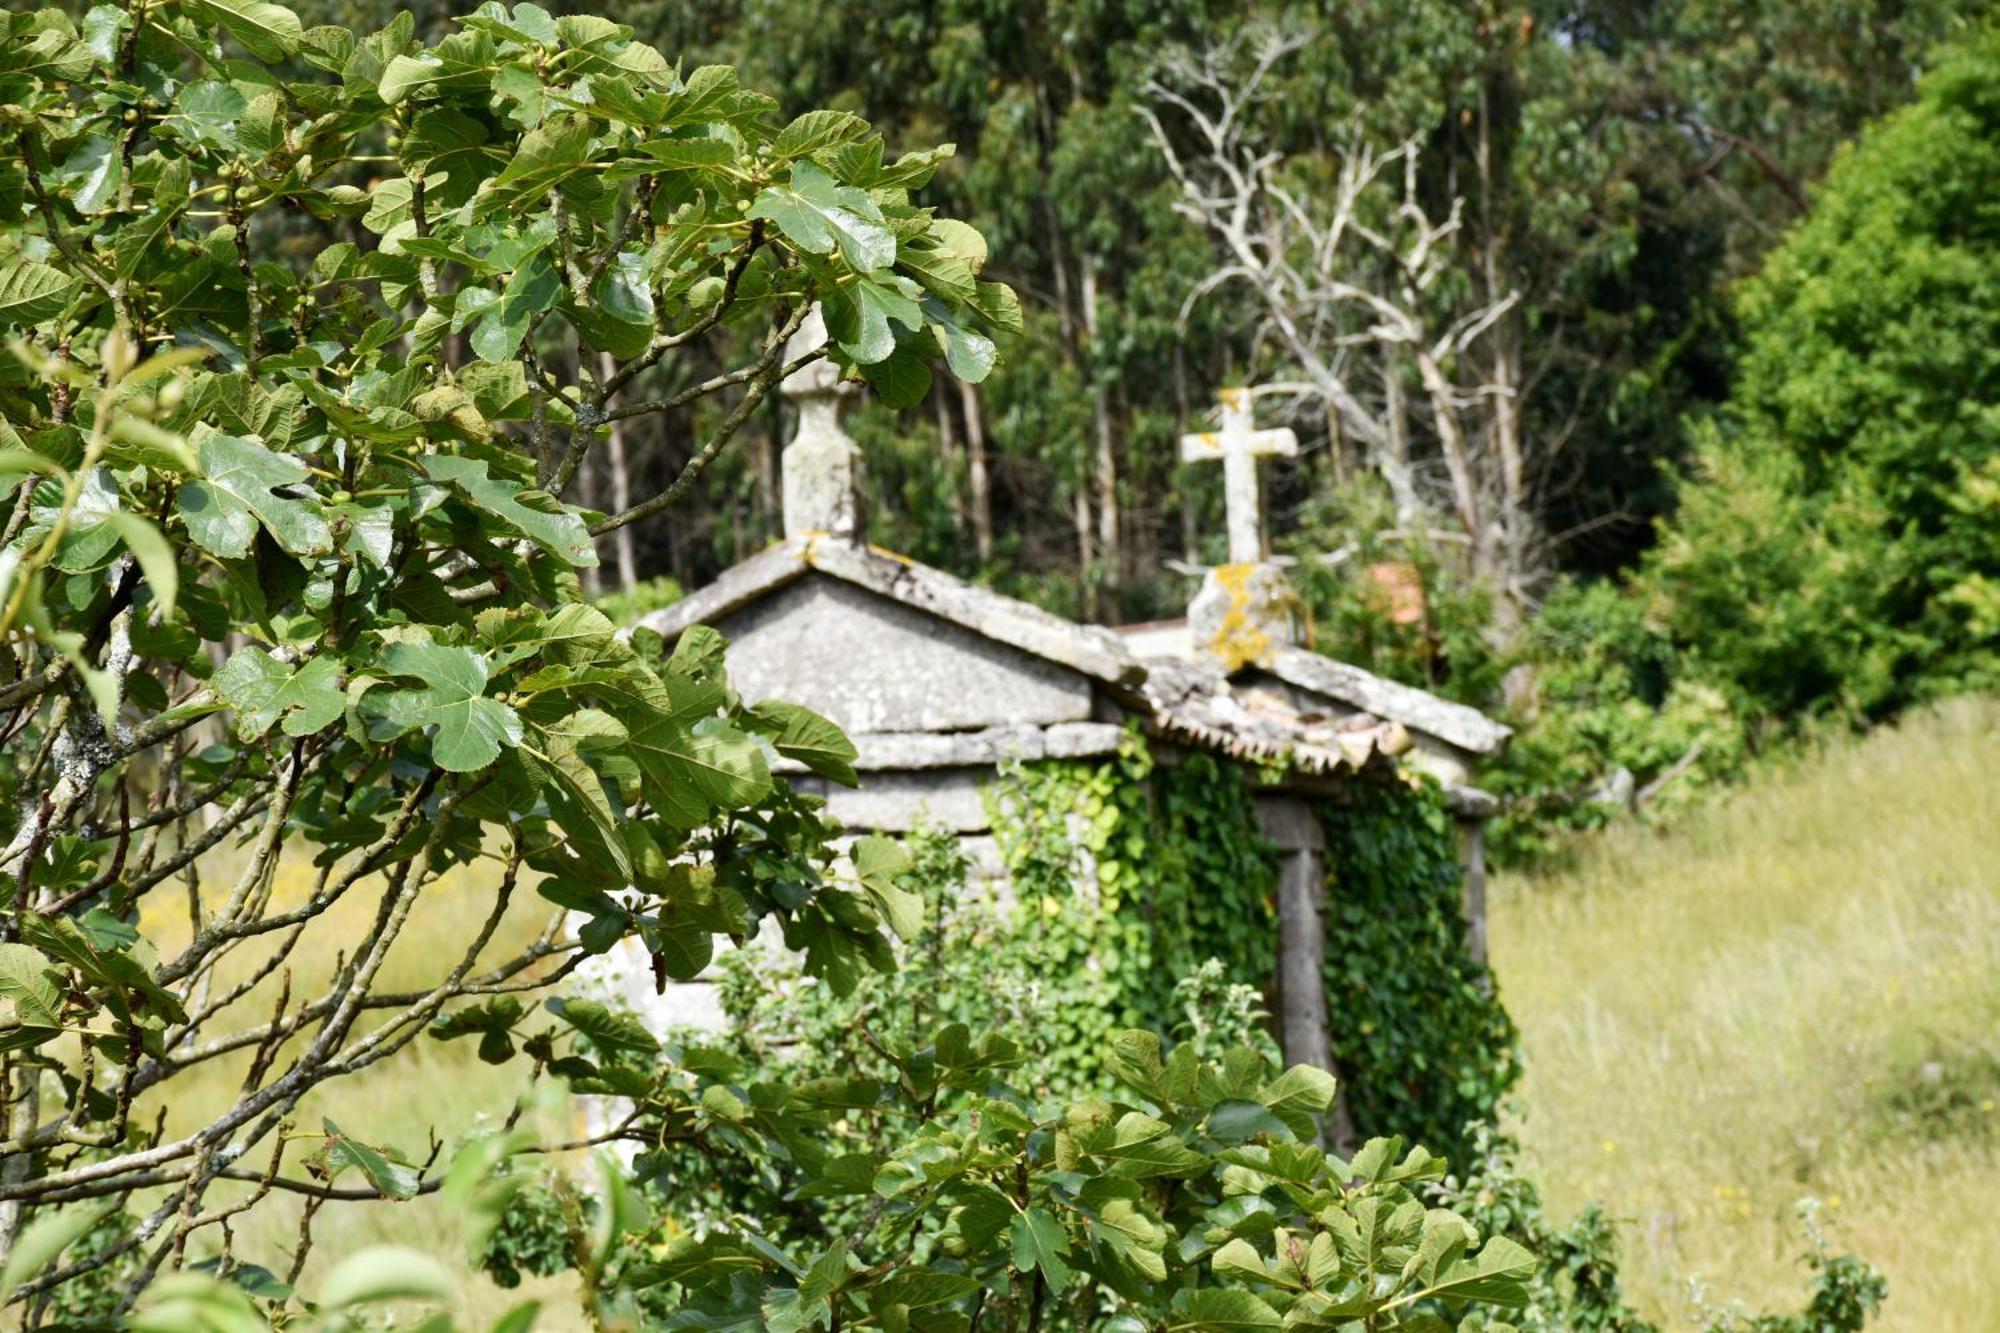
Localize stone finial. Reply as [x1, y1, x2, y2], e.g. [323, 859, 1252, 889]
[1179, 387, 1298, 565]
[781, 304, 860, 539]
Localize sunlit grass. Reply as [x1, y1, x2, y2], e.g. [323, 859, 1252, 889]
[114, 846, 588, 1327]
[1491, 696, 2000, 1329]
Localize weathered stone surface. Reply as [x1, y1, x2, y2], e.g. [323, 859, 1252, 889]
[1179, 388, 1298, 566]
[817, 767, 994, 833]
[718, 576, 1095, 734]
[770, 722, 1126, 774]
[780, 306, 861, 539]
[1187, 562, 1304, 673]
[1265, 646, 1513, 757]
[637, 538, 1145, 691]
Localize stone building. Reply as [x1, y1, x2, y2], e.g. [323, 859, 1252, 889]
[617, 310, 1511, 1086]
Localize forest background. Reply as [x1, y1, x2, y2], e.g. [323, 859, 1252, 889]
[288, 0, 2000, 852]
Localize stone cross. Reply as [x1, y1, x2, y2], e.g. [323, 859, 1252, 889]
[780, 304, 860, 539]
[1179, 387, 1298, 565]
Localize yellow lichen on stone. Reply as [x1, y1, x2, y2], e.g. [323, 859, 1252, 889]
[1208, 562, 1272, 673]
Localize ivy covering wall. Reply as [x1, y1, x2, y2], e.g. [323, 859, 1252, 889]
[989, 732, 1517, 1157]
[1318, 784, 1520, 1157]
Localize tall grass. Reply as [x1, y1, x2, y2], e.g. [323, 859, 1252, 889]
[110, 849, 586, 1326]
[1490, 696, 2000, 1329]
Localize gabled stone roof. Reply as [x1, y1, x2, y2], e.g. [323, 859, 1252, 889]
[636, 535, 1146, 690]
[641, 536, 1507, 794]
[1262, 646, 1514, 758]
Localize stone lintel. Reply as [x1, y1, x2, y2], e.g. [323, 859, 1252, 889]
[770, 724, 1126, 776]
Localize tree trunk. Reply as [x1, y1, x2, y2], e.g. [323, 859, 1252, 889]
[600, 352, 638, 590]
[1082, 257, 1122, 611]
[935, 379, 966, 535]
[959, 380, 992, 563]
[1379, 361, 1421, 523]
[1413, 348, 1485, 555]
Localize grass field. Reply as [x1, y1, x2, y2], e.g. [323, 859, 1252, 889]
[1489, 696, 2000, 1329]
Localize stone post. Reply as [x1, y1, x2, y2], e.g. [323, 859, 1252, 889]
[780, 304, 860, 539]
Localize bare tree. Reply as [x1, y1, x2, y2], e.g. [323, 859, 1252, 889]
[1141, 27, 1544, 633]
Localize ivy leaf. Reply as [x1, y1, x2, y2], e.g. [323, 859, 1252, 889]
[371, 639, 523, 772]
[1008, 1208, 1072, 1295]
[213, 647, 342, 739]
[422, 454, 596, 566]
[0, 262, 81, 330]
[178, 432, 332, 559]
[748, 162, 894, 272]
[745, 699, 857, 785]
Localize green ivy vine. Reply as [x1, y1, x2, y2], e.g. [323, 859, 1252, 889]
[991, 730, 1516, 1159]
[1318, 780, 1519, 1159]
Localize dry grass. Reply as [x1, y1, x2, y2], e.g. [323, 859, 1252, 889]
[1490, 696, 2000, 1329]
[101, 849, 590, 1327]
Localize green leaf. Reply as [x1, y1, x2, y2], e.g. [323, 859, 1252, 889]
[470, 247, 560, 362]
[0, 942, 62, 1030]
[316, 1245, 453, 1308]
[372, 639, 523, 772]
[1418, 1234, 1536, 1307]
[213, 647, 342, 739]
[189, 0, 303, 62]
[746, 699, 857, 784]
[127, 1272, 266, 1333]
[315, 1118, 421, 1199]
[621, 679, 771, 828]
[0, 261, 81, 329]
[0, 1201, 117, 1302]
[423, 454, 595, 566]
[1208, 1099, 1292, 1143]
[1009, 1208, 1072, 1294]
[859, 341, 932, 409]
[748, 162, 895, 272]
[1166, 1288, 1284, 1332]
[102, 511, 177, 619]
[178, 432, 332, 559]
[931, 312, 997, 382]
[851, 834, 920, 939]
[56, 134, 121, 215]
[545, 996, 658, 1054]
[171, 81, 248, 151]
[773, 110, 870, 159]
[523, 707, 631, 878]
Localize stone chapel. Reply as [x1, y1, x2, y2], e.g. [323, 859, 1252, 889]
[615, 309, 1512, 1086]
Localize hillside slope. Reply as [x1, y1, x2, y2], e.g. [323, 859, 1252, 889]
[1491, 697, 2000, 1329]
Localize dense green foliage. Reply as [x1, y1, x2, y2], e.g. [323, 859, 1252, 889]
[1318, 786, 1519, 1155]
[690, 740, 1514, 1165]
[1644, 29, 2000, 721]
